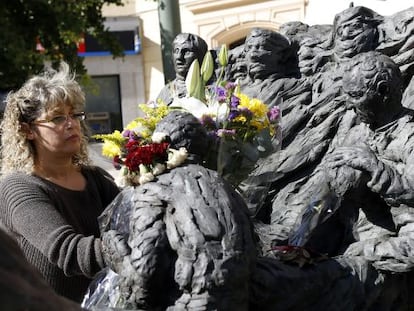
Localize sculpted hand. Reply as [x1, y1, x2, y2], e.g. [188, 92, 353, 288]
[325, 146, 379, 175]
[101, 230, 130, 269]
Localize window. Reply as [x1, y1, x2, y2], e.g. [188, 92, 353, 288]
[84, 76, 122, 135]
[78, 30, 141, 56]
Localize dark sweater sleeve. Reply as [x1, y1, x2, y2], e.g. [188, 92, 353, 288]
[0, 173, 107, 278]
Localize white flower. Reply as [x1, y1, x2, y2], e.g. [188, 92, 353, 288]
[170, 97, 209, 119]
[131, 124, 150, 135]
[167, 147, 188, 169]
[139, 172, 155, 185]
[152, 163, 166, 176]
[208, 100, 229, 123]
[136, 164, 155, 184]
[139, 164, 149, 175]
[115, 175, 127, 188]
[152, 132, 168, 143]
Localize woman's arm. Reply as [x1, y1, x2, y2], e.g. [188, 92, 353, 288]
[0, 173, 105, 278]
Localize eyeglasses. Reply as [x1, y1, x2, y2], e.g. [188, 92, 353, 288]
[33, 112, 86, 126]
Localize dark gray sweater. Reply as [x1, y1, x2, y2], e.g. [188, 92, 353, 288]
[0, 166, 120, 302]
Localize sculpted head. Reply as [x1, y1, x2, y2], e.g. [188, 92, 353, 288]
[243, 28, 296, 79]
[227, 45, 246, 81]
[154, 110, 210, 160]
[172, 33, 208, 80]
[342, 51, 403, 127]
[332, 6, 382, 60]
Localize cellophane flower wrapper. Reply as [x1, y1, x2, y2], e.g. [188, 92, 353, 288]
[227, 135, 282, 215]
[217, 124, 282, 187]
[214, 94, 283, 216]
[287, 172, 342, 248]
[170, 45, 283, 195]
[81, 268, 121, 310]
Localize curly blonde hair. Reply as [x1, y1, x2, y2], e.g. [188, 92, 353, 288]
[0, 62, 91, 175]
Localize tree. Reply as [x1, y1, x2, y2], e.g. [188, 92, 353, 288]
[0, 0, 124, 91]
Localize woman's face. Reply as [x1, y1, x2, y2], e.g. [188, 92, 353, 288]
[29, 104, 84, 160]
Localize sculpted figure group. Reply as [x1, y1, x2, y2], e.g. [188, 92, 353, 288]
[88, 4, 414, 311]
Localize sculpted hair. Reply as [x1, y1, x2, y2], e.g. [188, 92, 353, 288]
[0, 62, 91, 175]
[343, 51, 403, 102]
[246, 28, 291, 49]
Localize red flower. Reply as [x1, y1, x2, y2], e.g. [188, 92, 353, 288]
[113, 155, 122, 170]
[124, 141, 169, 172]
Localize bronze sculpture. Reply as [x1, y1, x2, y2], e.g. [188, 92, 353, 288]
[85, 4, 414, 311]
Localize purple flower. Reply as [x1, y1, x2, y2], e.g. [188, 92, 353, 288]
[217, 128, 236, 137]
[267, 106, 280, 122]
[122, 129, 131, 138]
[230, 95, 240, 108]
[240, 107, 253, 119]
[207, 130, 219, 140]
[216, 86, 227, 102]
[200, 115, 217, 129]
[225, 82, 236, 90]
[228, 109, 240, 120]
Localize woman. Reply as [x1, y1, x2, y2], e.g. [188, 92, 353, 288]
[0, 62, 120, 302]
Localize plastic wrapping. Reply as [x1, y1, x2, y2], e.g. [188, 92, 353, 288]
[288, 177, 341, 247]
[81, 268, 122, 310]
[229, 104, 283, 216]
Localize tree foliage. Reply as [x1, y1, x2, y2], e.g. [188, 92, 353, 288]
[0, 0, 124, 91]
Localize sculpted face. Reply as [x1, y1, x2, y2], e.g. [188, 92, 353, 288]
[343, 52, 403, 127]
[244, 31, 289, 79]
[173, 41, 198, 80]
[334, 17, 377, 59]
[245, 36, 272, 78]
[332, 6, 380, 60]
[343, 73, 376, 123]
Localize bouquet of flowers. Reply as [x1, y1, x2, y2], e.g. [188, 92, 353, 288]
[93, 103, 188, 187]
[94, 45, 281, 189]
[171, 44, 282, 186]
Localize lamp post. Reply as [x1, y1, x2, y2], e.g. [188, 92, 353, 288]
[158, 0, 182, 83]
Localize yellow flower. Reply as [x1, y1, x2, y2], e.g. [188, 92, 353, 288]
[250, 120, 265, 131]
[135, 103, 171, 133]
[125, 120, 139, 130]
[237, 93, 250, 107]
[93, 130, 124, 158]
[234, 115, 247, 123]
[243, 97, 267, 118]
[101, 135, 122, 158]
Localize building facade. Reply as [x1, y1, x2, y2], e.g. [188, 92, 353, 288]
[82, 0, 412, 132]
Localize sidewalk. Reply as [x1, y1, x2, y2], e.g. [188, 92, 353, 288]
[88, 142, 121, 181]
